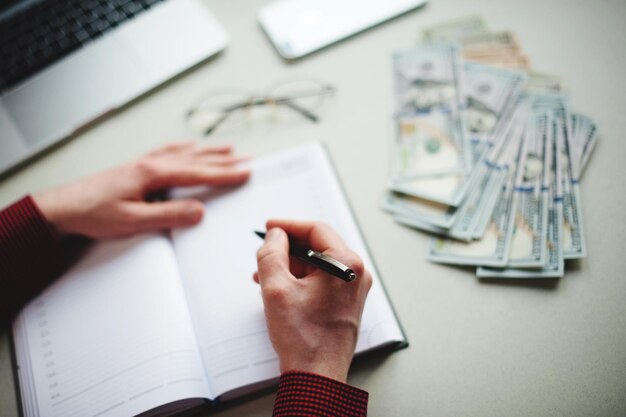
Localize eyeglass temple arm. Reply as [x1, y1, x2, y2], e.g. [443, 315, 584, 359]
[203, 111, 235, 135]
[280, 100, 319, 123]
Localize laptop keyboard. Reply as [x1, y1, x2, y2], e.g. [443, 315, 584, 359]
[0, 0, 166, 93]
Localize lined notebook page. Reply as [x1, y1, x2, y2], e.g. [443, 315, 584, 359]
[14, 235, 211, 417]
[172, 142, 405, 398]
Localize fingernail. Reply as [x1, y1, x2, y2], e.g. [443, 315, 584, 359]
[186, 205, 203, 222]
[267, 228, 281, 241]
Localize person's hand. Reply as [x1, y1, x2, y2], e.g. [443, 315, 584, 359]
[33, 142, 250, 238]
[254, 219, 373, 383]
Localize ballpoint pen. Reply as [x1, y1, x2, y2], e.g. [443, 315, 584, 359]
[254, 231, 357, 282]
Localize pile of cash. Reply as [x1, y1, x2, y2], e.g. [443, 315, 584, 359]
[382, 17, 599, 278]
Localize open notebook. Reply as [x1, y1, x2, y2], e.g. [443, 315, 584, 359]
[12, 142, 407, 417]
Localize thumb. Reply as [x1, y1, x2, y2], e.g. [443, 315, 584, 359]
[124, 200, 204, 232]
[256, 228, 291, 287]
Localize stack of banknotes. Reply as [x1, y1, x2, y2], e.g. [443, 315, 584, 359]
[382, 17, 599, 278]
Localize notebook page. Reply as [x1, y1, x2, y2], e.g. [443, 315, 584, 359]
[172, 142, 404, 398]
[13, 235, 211, 417]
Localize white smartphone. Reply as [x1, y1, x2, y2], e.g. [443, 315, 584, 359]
[258, 0, 428, 59]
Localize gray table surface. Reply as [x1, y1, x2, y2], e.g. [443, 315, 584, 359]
[2, 0, 626, 416]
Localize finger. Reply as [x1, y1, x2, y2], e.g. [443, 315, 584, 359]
[256, 227, 292, 287]
[121, 200, 204, 232]
[265, 219, 349, 252]
[194, 154, 252, 166]
[149, 141, 196, 156]
[253, 272, 259, 284]
[142, 163, 251, 190]
[192, 143, 234, 156]
[288, 257, 312, 278]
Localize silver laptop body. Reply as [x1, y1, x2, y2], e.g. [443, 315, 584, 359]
[0, 0, 228, 178]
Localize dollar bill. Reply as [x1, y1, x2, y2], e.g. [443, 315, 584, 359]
[526, 71, 567, 94]
[469, 97, 533, 238]
[579, 126, 598, 178]
[463, 62, 527, 160]
[394, 213, 449, 236]
[446, 165, 503, 240]
[391, 44, 471, 178]
[427, 130, 523, 266]
[389, 167, 484, 207]
[448, 123, 518, 241]
[570, 113, 598, 178]
[470, 116, 527, 239]
[461, 63, 528, 232]
[469, 171, 507, 239]
[466, 54, 531, 70]
[556, 116, 587, 259]
[391, 113, 469, 177]
[426, 96, 530, 240]
[568, 113, 584, 172]
[422, 16, 487, 42]
[477, 119, 564, 278]
[506, 113, 550, 267]
[381, 191, 457, 228]
[522, 94, 585, 260]
[460, 31, 521, 53]
[530, 92, 568, 114]
[463, 48, 526, 61]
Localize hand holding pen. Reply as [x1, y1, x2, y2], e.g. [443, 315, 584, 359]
[254, 219, 373, 383]
[254, 231, 357, 282]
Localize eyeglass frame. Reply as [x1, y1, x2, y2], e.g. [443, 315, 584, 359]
[185, 82, 336, 136]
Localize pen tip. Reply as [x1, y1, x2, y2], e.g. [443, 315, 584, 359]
[254, 230, 266, 239]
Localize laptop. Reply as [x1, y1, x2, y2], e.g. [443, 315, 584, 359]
[0, 0, 229, 178]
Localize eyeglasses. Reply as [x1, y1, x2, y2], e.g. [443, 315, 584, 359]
[185, 79, 336, 136]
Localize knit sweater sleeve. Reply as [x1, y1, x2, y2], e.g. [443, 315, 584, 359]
[0, 195, 67, 321]
[273, 371, 369, 417]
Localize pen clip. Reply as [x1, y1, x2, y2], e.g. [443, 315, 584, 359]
[306, 250, 356, 282]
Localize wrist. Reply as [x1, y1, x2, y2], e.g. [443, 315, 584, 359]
[279, 349, 354, 383]
[32, 190, 76, 237]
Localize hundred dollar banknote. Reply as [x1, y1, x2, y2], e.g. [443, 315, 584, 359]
[477, 119, 564, 278]
[470, 116, 527, 239]
[465, 98, 533, 239]
[557, 115, 587, 259]
[389, 170, 476, 207]
[460, 31, 521, 54]
[381, 191, 457, 229]
[422, 19, 531, 71]
[422, 16, 487, 42]
[526, 94, 586, 259]
[427, 130, 523, 267]
[391, 44, 470, 178]
[526, 71, 567, 94]
[570, 113, 598, 179]
[445, 164, 503, 241]
[394, 213, 449, 236]
[463, 62, 527, 164]
[506, 112, 550, 267]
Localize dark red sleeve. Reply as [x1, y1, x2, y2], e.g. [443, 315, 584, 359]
[273, 371, 369, 417]
[0, 195, 68, 321]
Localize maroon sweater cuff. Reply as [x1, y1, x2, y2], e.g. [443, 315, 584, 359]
[273, 371, 368, 417]
[0, 195, 67, 321]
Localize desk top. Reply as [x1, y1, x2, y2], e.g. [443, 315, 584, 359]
[2, 0, 626, 416]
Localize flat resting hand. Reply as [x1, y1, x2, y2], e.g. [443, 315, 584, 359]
[33, 141, 250, 238]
